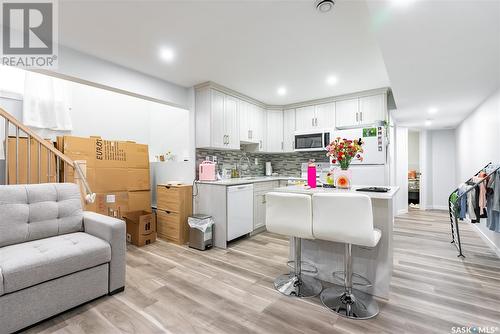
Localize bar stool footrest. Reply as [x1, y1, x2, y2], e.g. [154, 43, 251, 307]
[287, 260, 318, 274]
[332, 271, 373, 287]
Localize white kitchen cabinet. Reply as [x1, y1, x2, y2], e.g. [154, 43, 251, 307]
[295, 105, 316, 132]
[239, 100, 251, 142]
[283, 109, 296, 152]
[195, 87, 240, 149]
[358, 94, 386, 126]
[295, 103, 334, 131]
[253, 181, 279, 230]
[265, 109, 284, 153]
[336, 94, 386, 128]
[335, 98, 359, 128]
[315, 103, 335, 129]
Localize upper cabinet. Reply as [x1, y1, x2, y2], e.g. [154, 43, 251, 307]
[335, 94, 386, 128]
[283, 109, 296, 153]
[264, 109, 284, 153]
[295, 103, 335, 132]
[239, 100, 265, 151]
[195, 87, 240, 150]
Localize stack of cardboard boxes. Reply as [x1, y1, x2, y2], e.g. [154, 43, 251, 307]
[56, 136, 152, 216]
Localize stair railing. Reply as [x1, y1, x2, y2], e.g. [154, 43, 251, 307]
[0, 107, 95, 203]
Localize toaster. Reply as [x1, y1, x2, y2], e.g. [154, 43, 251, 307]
[199, 161, 217, 181]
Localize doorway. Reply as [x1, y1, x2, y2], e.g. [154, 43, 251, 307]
[408, 130, 421, 209]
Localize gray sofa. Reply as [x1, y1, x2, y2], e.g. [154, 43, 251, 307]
[0, 183, 126, 333]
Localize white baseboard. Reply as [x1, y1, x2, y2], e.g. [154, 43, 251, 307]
[397, 208, 408, 215]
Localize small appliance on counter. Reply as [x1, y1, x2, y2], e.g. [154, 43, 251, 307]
[265, 162, 273, 176]
[199, 160, 217, 181]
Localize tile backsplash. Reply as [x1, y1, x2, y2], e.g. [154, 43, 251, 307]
[196, 148, 329, 177]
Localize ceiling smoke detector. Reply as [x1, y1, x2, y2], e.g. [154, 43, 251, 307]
[315, 0, 335, 13]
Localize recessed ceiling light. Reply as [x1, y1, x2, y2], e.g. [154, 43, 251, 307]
[315, 0, 335, 13]
[428, 107, 438, 114]
[277, 87, 287, 96]
[159, 47, 175, 62]
[425, 120, 432, 127]
[326, 76, 338, 86]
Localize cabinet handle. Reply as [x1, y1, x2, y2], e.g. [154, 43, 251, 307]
[356, 113, 359, 123]
[360, 112, 363, 122]
[262, 194, 266, 204]
[164, 185, 171, 189]
[260, 140, 262, 149]
[315, 117, 318, 126]
[281, 141, 284, 150]
[311, 118, 314, 127]
[248, 130, 251, 139]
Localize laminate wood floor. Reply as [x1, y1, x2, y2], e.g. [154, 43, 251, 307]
[25, 210, 500, 334]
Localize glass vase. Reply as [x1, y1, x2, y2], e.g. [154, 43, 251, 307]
[334, 167, 352, 189]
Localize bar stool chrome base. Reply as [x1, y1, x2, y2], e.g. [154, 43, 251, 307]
[274, 273, 323, 298]
[321, 285, 379, 320]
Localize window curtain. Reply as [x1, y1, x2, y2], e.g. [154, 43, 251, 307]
[22, 71, 73, 131]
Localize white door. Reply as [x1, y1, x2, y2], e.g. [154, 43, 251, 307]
[224, 95, 240, 149]
[227, 184, 254, 241]
[211, 89, 226, 148]
[336, 98, 359, 128]
[283, 109, 295, 152]
[265, 109, 284, 152]
[239, 100, 250, 142]
[295, 105, 315, 131]
[359, 94, 385, 125]
[315, 102, 335, 129]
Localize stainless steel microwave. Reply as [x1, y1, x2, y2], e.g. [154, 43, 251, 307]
[294, 131, 330, 152]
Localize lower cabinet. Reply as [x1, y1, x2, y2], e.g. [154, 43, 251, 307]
[156, 184, 193, 245]
[253, 181, 279, 230]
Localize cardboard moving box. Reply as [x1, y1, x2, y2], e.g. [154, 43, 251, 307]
[56, 135, 152, 217]
[123, 210, 157, 247]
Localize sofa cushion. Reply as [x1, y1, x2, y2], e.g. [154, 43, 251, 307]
[0, 232, 111, 295]
[0, 183, 83, 247]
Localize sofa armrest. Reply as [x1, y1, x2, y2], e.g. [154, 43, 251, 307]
[83, 211, 126, 293]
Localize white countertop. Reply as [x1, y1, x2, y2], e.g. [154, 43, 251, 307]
[196, 176, 305, 186]
[274, 185, 400, 200]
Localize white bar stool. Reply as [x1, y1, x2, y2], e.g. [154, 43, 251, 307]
[312, 193, 382, 319]
[266, 192, 322, 298]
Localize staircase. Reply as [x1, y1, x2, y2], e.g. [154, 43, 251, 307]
[0, 107, 95, 203]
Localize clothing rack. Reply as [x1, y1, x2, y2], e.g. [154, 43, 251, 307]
[448, 162, 500, 257]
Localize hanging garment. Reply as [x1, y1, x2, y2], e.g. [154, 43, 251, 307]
[23, 71, 73, 131]
[486, 172, 500, 232]
[458, 184, 468, 220]
[473, 176, 488, 215]
[467, 187, 478, 222]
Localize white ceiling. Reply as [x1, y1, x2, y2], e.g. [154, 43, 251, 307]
[58, 0, 390, 105]
[366, 0, 500, 128]
[58, 0, 500, 128]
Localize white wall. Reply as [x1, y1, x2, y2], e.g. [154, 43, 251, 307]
[456, 88, 500, 183]
[394, 126, 408, 214]
[408, 130, 420, 172]
[455, 88, 500, 253]
[52, 46, 190, 109]
[429, 129, 456, 210]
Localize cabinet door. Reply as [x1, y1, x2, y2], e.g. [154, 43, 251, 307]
[283, 109, 296, 152]
[295, 105, 316, 131]
[253, 193, 266, 229]
[224, 94, 240, 149]
[211, 89, 226, 148]
[252, 106, 265, 151]
[335, 98, 359, 128]
[315, 102, 335, 129]
[359, 94, 385, 125]
[239, 100, 250, 142]
[265, 109, 284, 152]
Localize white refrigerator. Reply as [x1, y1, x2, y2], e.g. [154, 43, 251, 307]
[329, 126, 389, 186]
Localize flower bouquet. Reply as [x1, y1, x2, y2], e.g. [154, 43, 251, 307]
[325, 137, 364, 188]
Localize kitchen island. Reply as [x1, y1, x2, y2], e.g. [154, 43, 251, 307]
[274, 185, 399, 300]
